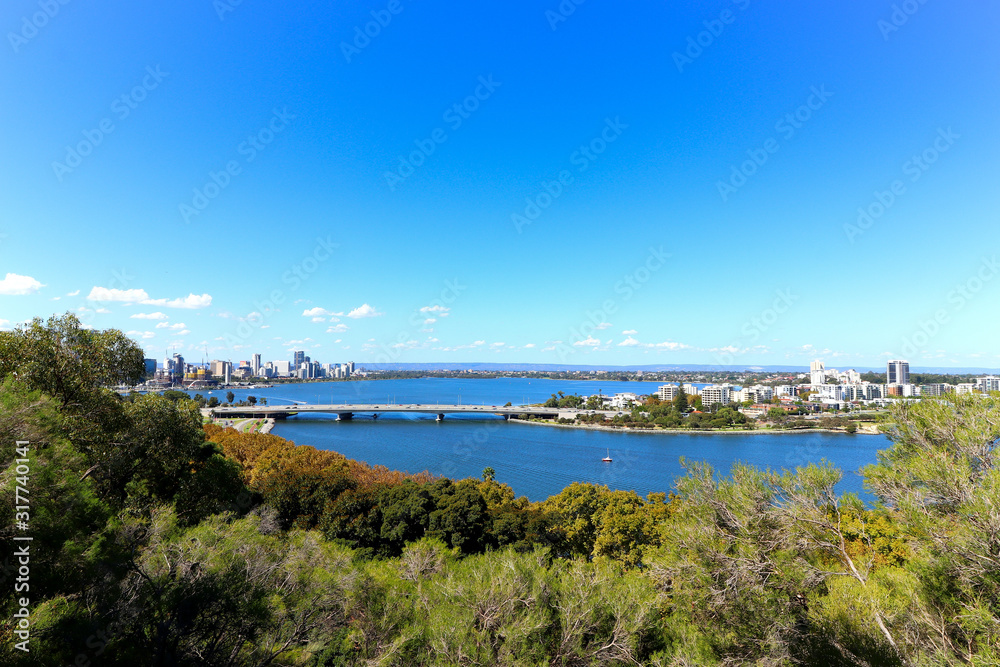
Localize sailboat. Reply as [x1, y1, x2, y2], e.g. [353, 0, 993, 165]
[602, 448, 612, 463]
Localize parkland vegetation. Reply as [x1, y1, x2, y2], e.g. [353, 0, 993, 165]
[1, 315, 999, 665]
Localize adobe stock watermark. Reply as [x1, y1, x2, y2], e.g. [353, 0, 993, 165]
[712, 288, 798, 368]
[8, 0, 71, 54]
[512, 117, 628, 233]
[553, 246, 669, 361]
[716, 85, 833, 202]
[843, 127, 958, 244]
[222, 236, 338, 347]
[52, 66, 169, 183]
[672, 0, 752, 73]
[179, 107, 295, 224]
[341, 0, 405, 63]
[384, 75, 502, 191]
[878, 0, 930, 41]
[545, 0, 586, 31]
[891, 255, 998, 358]
[213, 0, 247, 21]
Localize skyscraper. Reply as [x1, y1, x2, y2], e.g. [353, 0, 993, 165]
[293, 350, 306, 369]
[887, 360, 909, 386]
[251, 353, 261, 376]
[810, 360, 825, 386]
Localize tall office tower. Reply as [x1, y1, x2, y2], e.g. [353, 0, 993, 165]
[810, 360, 825, 386]
[293, 350, 306, 369]
[887, 360, 909, 386]
[172, 353, 185, 381]
[347, 361, 355, 375]
[251, 353, 261, 376]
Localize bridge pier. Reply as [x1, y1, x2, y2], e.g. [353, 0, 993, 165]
[372, 413, 379, 420]
[336, 412, 353, 421]
[436, 413, 445, 422]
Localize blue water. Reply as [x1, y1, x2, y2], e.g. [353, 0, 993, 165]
[188, 378, 889, 502]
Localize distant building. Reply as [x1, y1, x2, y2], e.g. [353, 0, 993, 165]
[701, 385, 733, 407]
[887, 360, 910, 386]
[293, 350, 306, 370]
[251, 353, 261, 376]
[810, 360, 826, 386]
[976, 376, 1000, 393]
[657, 384, 680, 401]
[272, 360, 291, 376]
[610, 393, 637, 410]
[143, 358, 157, 375]
[920, 383, 949, 397]
[172, 353, 185, 382]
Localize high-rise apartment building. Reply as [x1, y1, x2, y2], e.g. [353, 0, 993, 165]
[810, 360, 825, 386]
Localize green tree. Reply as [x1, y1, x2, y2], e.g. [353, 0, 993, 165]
[226, 390, 235, 404]
[481, 466, 496, 482]
[673, 388, 689, 413]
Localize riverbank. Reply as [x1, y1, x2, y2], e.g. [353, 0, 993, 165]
[509, 418, 881, 436]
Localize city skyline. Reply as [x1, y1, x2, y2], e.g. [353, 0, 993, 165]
[2, 2, 998, 367]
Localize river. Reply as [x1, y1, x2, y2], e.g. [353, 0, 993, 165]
[191, 377, 889, 502]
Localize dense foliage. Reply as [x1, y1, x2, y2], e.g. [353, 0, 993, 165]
[1, 316, 999, 665]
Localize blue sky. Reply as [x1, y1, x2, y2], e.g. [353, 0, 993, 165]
[1, 0, 998, 368]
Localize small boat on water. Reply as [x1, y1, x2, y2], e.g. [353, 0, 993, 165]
[602, 448, 612, 462]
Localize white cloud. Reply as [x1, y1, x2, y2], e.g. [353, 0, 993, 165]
[594, 322, 612, 330]
[95, 308, 110, 314]
[88, 287, 150, 302]
[472, 340, 485, 346]
[66, 290, 80, 297]
[618, 337, 640, 347]
[573, 336, 601, 347]
[347, 303, 382, 319]
[143, 293, 213, 309]
[649, 341, 690, 350]
[127, 330, 156, 340]
[87, 288, 211, 309]
[622, 329, 637, 335]
[156, 322, 187, 331]
[327, 324, 348, 333]
[490, 342, 505, 348]
[302, 307, 342, 318]
[131, 312, 168, 320]
[424, 318, 437, 325]
[311, 317, 326, 323]
[155, 322, 169, 329]
[420, 305, 450, 315]
[0, 273, 45, 295]
[524, 343, 536, 348]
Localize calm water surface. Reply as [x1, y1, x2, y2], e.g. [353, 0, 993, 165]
[192, 378, 889, 502]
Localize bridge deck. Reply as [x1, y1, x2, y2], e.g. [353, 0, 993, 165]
[210, 403, 620, 420]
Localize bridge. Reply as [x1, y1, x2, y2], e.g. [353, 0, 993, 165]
[210, 403, 618, 422]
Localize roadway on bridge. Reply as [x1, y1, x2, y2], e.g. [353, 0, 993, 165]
[210, 403, 622, 421]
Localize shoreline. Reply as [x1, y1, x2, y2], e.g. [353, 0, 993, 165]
[508, 418, 882, 436]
